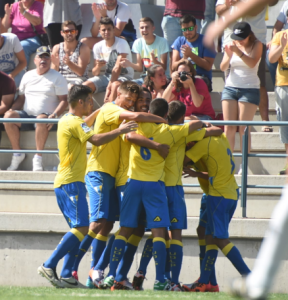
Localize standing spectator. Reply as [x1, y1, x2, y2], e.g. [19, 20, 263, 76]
[120, 17, 170, 85]
[161, 0, 205, 48]
[82, 0, 136, 50]
[83, 17, 133, 103]
[171, 14, 216, 92]
[2, 0, 44, 66]
[51, 21, 90, 89]
[0, 70, 16, 120]
[201, 0, 217, 34]
[163, 59, 215, 120]
[220, 22, 262, 174]
[43, 0, 82, 48]
[0, 21, 27, 87]
[3, 46, 68, 171]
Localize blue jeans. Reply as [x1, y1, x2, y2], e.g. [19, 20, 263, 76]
[20, 36, 42, 67]
[201, 0, 216, 34]
[161, 15, 202, 48]
[266, 48, 277, 86]
[5, 69, 25, 88]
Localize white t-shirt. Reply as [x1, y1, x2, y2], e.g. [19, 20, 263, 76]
[216, 0, 267, 46]
[19, 69, 68, 116]
[277, 0, 288, 30]
[92, 0, 131, 25]
[93, 36, 134, 79]
[0, 33, 23, 73]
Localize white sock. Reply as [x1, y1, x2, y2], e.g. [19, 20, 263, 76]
[34, 154, 42, 159]
[247, 184, 288, 298]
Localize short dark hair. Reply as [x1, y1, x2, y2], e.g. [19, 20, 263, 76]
[68, 85, 92, 108]
[100, 17, 114, 28]
[149, 98, 168, 118]
[168, 101, 186, 123]
[119, 81, 142, 96]
[141, 87, 152, 98]
[61, 20, 77, 31]
[180, 15, 196, 26]
[139, 17, 154, 26]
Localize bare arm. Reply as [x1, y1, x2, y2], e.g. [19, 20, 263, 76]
[187, 120, 204, 134]
[183, 166, 209, 180]
[84, 109, 100, 127]
[9, 50, 27, 78]
[11, 94, 25, 110]
[204, 127, 223, 137]
[53, 95, 68, 116]
[0, 94, 14, 115]
[171, 49, 181, 70]
[51, 45, 60, 71]
[21, 11, 42, 26]
[220, 48, 232, 71]
[2, 4, 12, 30]
[216, 3, 231, 16]
[119, 110, 167, 124]
[92, 59, 106, 76]
[120, 53, 143, 72]
[151, 51, 168, 71]
[162, 72, 178, 102]
[110, 53, 127, 83]
[114, 21, 127, 37]
[273, 20, 284, 37]
[187, 77, 204, 108]
[269, 31, 287, 63]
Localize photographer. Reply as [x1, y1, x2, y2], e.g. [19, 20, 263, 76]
[163, 59, 215, 120]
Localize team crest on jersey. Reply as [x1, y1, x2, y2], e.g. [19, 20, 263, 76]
[153, 216, 162, 222]
[171, 218, 178, 223]
[81, 122, 91, 133]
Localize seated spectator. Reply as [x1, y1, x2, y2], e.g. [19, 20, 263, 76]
[82, 0, 136, 49]
[83, 17, 133, 103]
[0, 70, 16, 121]
[0, 21, 27, 87]
[51, 20, 90, 89]
[0, 0, 13, 33]
[171, 14, 216, 92]
[2, 0, 44, 66]
[43, 0, 82, 48]
[3, 46, 68, 171]
[143, 64, 169, 99]
[120, 17, 170, 85]
[220, 22, 262, 174]
[163, 59, 215, 120]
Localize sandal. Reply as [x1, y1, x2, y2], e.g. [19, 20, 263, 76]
[261, 126, 273, 132]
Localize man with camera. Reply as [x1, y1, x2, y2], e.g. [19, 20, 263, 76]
[171, 14, 216, 92]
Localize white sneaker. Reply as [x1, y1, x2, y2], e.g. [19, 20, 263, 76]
[60, 276, 87, 289]
[92, 269, 104, 288]
[37, 264, 63, 288]
[33, 155, 43, 171]
[7, 154, 25, 171]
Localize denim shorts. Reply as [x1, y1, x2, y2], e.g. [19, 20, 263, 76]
[221, 86, 260, 106]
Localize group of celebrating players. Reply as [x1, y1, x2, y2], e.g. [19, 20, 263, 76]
[37, 82, 251, 292]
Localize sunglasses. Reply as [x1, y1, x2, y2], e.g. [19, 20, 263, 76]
[62, 29, 76, 34]
[181, 26, 195, 32]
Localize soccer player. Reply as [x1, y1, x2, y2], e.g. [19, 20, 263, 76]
[100, 98, 208, 291]
[182, 133, 250, 292]
[37, 85, 138, 288]
[71, 82, 167, 284]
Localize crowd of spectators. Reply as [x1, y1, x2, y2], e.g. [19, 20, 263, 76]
[0, 0, 287, 173]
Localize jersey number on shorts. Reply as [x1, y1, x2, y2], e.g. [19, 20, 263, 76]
[140, 138, 153, 160]
[227, 148, 235, 174]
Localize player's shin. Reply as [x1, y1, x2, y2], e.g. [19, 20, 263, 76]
[152, 237, 167, 283]
[170, 239, 183, 284]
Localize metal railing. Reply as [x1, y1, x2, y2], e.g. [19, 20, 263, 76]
[0, 118, 288, 217]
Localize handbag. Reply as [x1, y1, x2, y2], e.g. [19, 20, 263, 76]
[30, 22, 50, 48]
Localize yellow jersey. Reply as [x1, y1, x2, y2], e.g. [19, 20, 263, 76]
[186, 134, 238, 200]
[86, 102, 123, 177]
[189, 159, 209, 195]
[54, 113, 94, 188]
[164, 128, 206, 186]
[128, 122, 190, 182]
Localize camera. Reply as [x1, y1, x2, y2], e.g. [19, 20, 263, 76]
[179, 71, 189, 81]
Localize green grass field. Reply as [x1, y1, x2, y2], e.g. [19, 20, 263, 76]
[0, 287, 288, 300]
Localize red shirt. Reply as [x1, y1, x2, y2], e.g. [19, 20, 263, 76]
[164, 0, 205, 19]
[172, 78, 215, 119]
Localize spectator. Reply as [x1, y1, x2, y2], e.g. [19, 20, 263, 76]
[171, 14, 216, 92]
[0, 0, 13, 33]
[82, 0, 136, 50]
[43, 0, 82, 48]
[220, 22, 262, 174]
[201, 0, 217, 34]
[120, 17, 170, 85]
[161, 0, 205, 48]
[0, 20, 27, 88]
[0, 70, 16, 121]
[83, 17, 133, 103]
[216, 0, 273, 132]
[269, 27, 288, 174]
[163, 59, 215, 120]
[51, 20, 90, 89]
[2, 0, 44, 66]
[3, 46, 68, 171]
[143, 64, 169, 100]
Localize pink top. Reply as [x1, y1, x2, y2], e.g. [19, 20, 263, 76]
[10, 1, 44, 41]
[172, 78, 215, 119]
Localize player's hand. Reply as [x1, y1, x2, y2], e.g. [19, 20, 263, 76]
[156, 144, 170, 159]
[91, 3, 102, 19]
[119, 120, 138, 134]
[281, 32, 288, 48]
[182, 167, 197, 178]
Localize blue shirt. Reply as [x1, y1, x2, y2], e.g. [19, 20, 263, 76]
[171, 34, 216, 81]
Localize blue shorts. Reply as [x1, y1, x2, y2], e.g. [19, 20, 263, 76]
[221, 87, 260, 106]
[54, 182, 89, 228]
[85, 171, 119, 223]
[205, 191, 239, 239]
[120, 179, 170, 229]
[199, 194, 208, 228]
[166, 185, 187, 230]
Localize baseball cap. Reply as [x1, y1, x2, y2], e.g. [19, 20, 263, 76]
[36, 46, 51, 56]
[231, 22, 251, 41]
